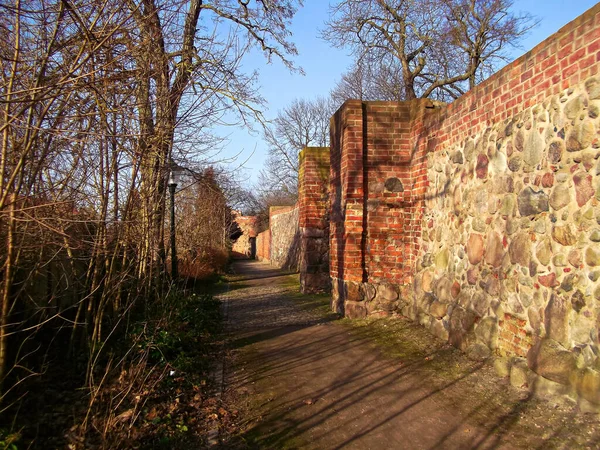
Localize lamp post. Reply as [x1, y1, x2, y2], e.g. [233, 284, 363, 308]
[168, 169, 180, 279]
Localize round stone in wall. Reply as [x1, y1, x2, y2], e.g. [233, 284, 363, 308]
[518, 187, 549, 216]
[363, 283, 376, 301]
[384, 177, 404, 192]
[548, 140, 564, 164]
[585, 76, 600, 100]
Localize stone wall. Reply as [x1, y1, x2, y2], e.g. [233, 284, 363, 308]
[328, 4, 600, 411]
[269, 206, 300, 270]
[299, 147, 331, 293]
[251, 147, 329, 280]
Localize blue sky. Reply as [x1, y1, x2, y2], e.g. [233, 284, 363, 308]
[214, 0, 600, 186]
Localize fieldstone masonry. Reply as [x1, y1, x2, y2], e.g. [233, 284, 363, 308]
[269, 206, 300, 270]
[320, 4, 600, 411]
[256, 3, 600, 411]
[253, 148, 329, 287]
[254, 206, 300, 269]
[256, 228, 270, 262]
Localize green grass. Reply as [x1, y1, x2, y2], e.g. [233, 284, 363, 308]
[280, 274, 340, 320]
[280, 274, 472, 381]
[339, 316, 475, 380]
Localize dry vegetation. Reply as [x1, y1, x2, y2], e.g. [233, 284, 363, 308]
[0, 0, 300, 446]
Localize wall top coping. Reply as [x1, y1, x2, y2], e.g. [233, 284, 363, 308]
[332, 97, 444, 120]
[299, 147, 330, 158]
[270, 205, 297, 217]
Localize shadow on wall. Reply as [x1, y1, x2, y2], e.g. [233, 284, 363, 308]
[330, 107, 346, 314]
[330, 97, 478, 317]
[269, 206, 301, 271]
[282, 230, 301, 272]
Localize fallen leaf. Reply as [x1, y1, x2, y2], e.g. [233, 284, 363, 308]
[146, 408, 158, 420]
[116, 409, 134, 423]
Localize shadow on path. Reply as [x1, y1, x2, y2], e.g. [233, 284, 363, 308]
[218, 261, 600, 450]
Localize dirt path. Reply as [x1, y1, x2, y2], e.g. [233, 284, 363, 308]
[218, 260, 600, 449]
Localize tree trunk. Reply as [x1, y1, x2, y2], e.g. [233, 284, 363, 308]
[0, 194, 17, 392]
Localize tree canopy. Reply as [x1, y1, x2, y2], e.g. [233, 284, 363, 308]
[323, 0, 535, 101]
[260, 96, 334, 198]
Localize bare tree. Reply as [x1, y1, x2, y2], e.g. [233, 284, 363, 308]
[123, 0, 302, 287]
[171, 167, 235, 279]
[322, 0, 535, 101]
[0, 0, 135, 388]
[261, 96, 335, 197]
[0, 0, 303, 408]
[238, 186, 297, 232]
[330, 58, 405, 105]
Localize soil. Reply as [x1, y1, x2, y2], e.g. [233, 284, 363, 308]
[217, 260, 600, 449]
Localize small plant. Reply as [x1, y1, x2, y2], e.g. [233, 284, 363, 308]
[0, 429, 20, 450]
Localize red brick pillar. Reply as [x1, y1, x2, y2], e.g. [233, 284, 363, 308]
[362, 101, 414, 289]
[329, 100, 367, 315]
[298, 147, 330, 293]
[329, 99, 436, 318]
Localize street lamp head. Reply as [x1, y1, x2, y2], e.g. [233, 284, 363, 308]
[168, 170, 178, 187]
[168, 163, 185, 187]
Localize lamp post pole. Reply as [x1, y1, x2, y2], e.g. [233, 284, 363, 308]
[168, 174, 178, 279]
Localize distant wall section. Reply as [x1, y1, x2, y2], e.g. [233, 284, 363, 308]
[231, 215, 258, 259]
[256, 229, 270, 262]
[269, 206, 300, 270]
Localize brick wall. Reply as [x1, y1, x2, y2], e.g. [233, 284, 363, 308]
[330, 101, 366, 311]
[250, 147, 330, 282]
[330, 100, 433, 316]
[364, 101, 429, 286]
[498, 313, 535, 358]
[298, 147, 331, 293]
[327, 4, 600, 410]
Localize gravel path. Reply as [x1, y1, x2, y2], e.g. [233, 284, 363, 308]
[222, 260, 324, 332]
[218, 260, 600, 450]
